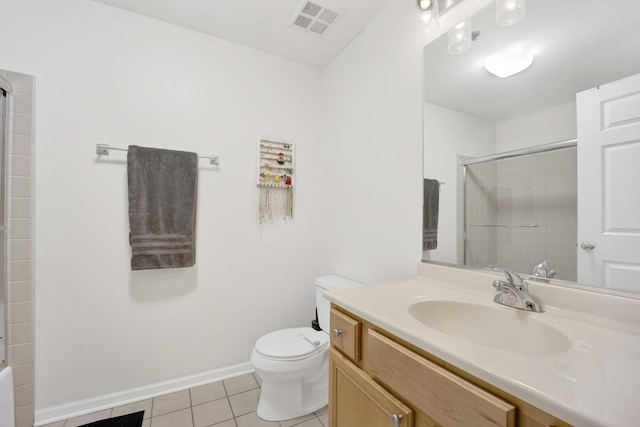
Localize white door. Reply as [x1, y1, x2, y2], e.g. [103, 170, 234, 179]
[577, 73, 640, 291]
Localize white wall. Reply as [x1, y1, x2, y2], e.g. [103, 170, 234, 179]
[320, 0, 424, 284]
[320, 0, 492, 284]
[423, 102, 495, 264]
[0, 0, 329, 412]
[496, 102, 577, 152]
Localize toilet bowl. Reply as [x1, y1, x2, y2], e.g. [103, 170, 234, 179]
[250, 275, 361, 421]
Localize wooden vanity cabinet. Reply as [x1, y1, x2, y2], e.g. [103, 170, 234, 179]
[330, 347, 414, 427]
[329, 307, 572, 427]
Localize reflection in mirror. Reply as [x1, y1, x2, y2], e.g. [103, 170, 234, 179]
[422, 0, 640, 291]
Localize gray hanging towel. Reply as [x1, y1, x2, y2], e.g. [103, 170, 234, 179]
[423, 178, 440, 250]
[127, 145, 198, 270]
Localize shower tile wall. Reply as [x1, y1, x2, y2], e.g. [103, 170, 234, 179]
[465, 148, 577, 281]
[495, 154, 541, 275]
[464, 162, 497, 267]
[543, 148, 578, 280]
[2, 69, 35, 427]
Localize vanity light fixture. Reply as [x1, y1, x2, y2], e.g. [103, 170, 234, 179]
[416, 0, 440, 36]
[448, 20, 472, 54]
[484, 46, 534, 78]
[496, 0, 526, 26]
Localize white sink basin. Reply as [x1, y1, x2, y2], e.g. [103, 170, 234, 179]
[409, 300, 572, 356]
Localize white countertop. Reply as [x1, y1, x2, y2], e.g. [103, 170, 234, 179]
[325, 263, 640, 427]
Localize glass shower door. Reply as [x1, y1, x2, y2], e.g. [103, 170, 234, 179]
[463, 146, 577, 281]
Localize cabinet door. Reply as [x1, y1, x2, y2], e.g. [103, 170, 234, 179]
[329, 347, 414, 427]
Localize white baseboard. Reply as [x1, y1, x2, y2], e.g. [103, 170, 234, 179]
[34, 361, 254, 426]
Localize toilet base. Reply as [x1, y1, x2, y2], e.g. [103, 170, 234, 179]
[255, 356, 328, 421]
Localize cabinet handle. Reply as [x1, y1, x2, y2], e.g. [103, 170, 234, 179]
[333, 328, 342, 338]
[390, 413, 403, 427]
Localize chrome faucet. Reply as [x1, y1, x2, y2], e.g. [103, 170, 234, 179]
[530, 260, 556, 281]
[492, 269, 544, 312]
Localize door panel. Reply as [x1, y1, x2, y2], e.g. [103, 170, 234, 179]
[577, 72, 640, 290]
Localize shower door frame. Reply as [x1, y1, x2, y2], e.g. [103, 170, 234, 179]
[0, 75, 11, 368]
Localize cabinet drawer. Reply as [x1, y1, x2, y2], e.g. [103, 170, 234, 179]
[330, 308, 361, 361]
[368, 329, 516, 427]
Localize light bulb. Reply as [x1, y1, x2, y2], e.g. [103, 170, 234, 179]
[416, 0, 440, 36]
[448, 20, 471, 54]
[496, 0, 526, 26]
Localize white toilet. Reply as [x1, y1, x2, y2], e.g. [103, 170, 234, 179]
[250, 275, 361, 421]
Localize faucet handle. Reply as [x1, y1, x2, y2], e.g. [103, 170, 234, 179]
[493, 280, 506, 291]
[493, 268, 524, 289]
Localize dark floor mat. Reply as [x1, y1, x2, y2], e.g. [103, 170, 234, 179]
[79, 411, 144, 427]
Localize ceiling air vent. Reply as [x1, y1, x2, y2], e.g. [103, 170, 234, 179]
[288, 0, 345, 37]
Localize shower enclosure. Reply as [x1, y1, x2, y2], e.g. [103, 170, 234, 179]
[463, 141, 577, 281]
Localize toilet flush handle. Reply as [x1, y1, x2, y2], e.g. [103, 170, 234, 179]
[332, 328, 342, 338]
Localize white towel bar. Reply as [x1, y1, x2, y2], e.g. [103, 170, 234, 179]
[96, 144, 220, 165]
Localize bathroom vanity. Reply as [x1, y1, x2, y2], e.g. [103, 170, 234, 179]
[326, 263, 640, 427]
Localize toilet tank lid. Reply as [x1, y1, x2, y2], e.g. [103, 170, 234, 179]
[315, 275, 362, 290]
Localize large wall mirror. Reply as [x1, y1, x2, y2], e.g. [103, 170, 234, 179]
[422, 0, 640, 293]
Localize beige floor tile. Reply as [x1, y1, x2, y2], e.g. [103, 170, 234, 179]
[192, 397, 234, 427]
[191, 381, 227, 406]
[317, 413, 328, 427]
[151, 407, 193, 427]
[64, 409, 112, 427]
[229, 388, 260, 417]
[252, 372, 263, 387]
[111, 399, 152, 419]
[152, 390, 191, 417]
[278, 412, 315, 427]
[235, 411, 279, 427]
[223, 373, 259, 396]
[292, 419, 323, 427]
[49, 373, 330, 427]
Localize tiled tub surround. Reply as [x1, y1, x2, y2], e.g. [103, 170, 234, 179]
[1, 69, 36, 427]
[40, 373, 328, 427]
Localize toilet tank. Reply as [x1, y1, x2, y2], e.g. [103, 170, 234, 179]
[315, 275, 362, 332]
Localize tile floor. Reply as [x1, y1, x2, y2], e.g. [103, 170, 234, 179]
[41, 373, 328, 427]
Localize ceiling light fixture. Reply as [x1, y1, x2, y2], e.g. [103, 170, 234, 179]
[484, 47, 534, 78]
[496, 0, 526, 26]
[416, 0, 440, 36]
[448, 20, 472, 54]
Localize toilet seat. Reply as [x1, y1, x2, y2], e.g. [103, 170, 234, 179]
[255, 327, 328, 361]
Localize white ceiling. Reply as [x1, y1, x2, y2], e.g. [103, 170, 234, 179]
[91, 0, 395, 68]
[423, 0, 640, 123]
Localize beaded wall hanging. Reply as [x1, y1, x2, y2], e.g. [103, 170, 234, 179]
[257, 139, 295, 224]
